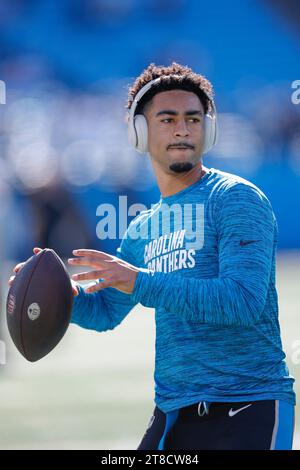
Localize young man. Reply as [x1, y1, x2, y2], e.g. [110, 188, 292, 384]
[10, 63, 296, 450]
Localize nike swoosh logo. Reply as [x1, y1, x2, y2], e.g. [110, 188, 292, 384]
[239, 240, 259, 246]
[228, 404, 252, 417]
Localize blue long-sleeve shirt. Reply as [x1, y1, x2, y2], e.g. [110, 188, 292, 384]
[71, 168, 296, 412]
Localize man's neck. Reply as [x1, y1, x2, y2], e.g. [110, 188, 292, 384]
[152, 161, 208, 198]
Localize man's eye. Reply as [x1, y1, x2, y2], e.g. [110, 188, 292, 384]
[188, 118, 201, 123]
[161, 118, 173, 123]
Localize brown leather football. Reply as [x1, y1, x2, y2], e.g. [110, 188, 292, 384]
[6, 249, 73, 362]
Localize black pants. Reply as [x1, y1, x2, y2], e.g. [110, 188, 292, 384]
[137, 400, 295, 450]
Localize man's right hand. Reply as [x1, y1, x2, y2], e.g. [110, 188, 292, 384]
[8, 247, 79, 296]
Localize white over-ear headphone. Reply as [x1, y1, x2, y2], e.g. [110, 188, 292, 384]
[127, 76, 218, 154]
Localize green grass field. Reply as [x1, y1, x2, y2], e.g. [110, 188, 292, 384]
[0, 252, 299, 449]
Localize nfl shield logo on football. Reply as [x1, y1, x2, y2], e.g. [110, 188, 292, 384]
[27, 303, 41, 321]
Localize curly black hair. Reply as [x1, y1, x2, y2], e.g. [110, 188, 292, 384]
[127, 62, 214, 115]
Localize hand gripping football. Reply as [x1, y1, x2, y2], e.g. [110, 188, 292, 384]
[6, 249, 73, 362]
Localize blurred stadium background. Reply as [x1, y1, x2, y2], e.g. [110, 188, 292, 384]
[0, 0, 299, 449]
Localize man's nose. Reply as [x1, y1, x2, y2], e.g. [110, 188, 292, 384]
[174, 120, 190, 137]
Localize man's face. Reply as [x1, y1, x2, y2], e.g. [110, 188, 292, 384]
[143, 89, 205, 173]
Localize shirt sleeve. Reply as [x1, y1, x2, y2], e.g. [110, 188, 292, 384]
[130, 183, 276, 327]
[71, 228, 138, 332]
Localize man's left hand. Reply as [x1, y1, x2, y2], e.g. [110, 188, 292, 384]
[68, 249, 139, 294]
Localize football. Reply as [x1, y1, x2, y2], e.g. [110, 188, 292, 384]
[6, 249, 74, 362]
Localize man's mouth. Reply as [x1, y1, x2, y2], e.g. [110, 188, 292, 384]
[168, 144, 194, 150]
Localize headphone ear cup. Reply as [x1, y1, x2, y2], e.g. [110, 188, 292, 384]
[203, 114, 217, 154]
[134, 114, 148, 153]
[128, 115, 137, 149]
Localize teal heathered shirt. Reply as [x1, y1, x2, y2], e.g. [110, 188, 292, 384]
[71, 168, 296, 412]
